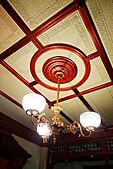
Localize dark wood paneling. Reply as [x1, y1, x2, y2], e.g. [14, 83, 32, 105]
[84, 165, 113, 169]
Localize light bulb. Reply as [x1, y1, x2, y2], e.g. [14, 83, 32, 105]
[37, 122, 52, 137]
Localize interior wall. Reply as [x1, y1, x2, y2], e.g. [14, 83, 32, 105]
[39, 147, 48, 169]
[13, 135, 48, 169]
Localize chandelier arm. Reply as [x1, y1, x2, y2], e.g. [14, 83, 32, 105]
[31, 115, 39, 126]
[78, 123, 92, 137]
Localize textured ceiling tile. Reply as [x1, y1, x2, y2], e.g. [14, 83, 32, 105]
[0, 5, 25, 53]
[8, 0, 72, 30]
[86, 0, 113, 67]
[38, 12, 96, 55]
[5, 42, 38, 82]
[78, 57, 110, 91]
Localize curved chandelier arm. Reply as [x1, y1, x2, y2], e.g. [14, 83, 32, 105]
[67, 121, 79, 134]
[31, 115, 39, 126]
[67, 121, 93, 137]
[78, 123, 93, 137]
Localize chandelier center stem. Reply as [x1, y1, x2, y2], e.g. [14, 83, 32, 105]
[55, 71, 64, 106]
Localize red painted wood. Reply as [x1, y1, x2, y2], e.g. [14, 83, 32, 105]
[0, 36, 30, 62]
[32, 2, 79, 37]
[0, 0, 43, 52]
[78, 3, 113, 81]
[0, 130, 31, 158]
[32, 38, 44, 49]
[30, 44, 90, 91]
[73, 88, 95, 112]
[0, 1, 78, 61]
[1, 0, 31, 35]
[51, 81, 113, 104]
[43, 56, 77, 84]
[80, 81, 113, 95]
[29, 81, 38, 86]
[87, 52, 99, 60]
[0, 36, 43, 62]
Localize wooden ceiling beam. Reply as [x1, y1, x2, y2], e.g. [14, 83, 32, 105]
[73, 88, 94, 112]
[78, 1, 113, 81]
[51, 82, 113, 104]
[0, 91, 22, 109]
[1, 61, 51, 105]
[1, 0, 31, 35]
[0, 1, 78, 61]
[0, 112, 42, 146]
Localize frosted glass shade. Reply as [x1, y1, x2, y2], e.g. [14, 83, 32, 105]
[37, 123, 52, 137]
[22, 93, 46, 114]
[80, 112, 101, 129]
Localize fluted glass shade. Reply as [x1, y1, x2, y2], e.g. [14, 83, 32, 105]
[37, 123, 52, 137]
[80, 112, 101, 129]
[22, 93, 46, 115]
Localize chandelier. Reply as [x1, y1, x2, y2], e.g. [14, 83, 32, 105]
[22, 56, 101, 143]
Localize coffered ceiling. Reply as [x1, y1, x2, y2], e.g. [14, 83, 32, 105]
[0, 0, 113, 133]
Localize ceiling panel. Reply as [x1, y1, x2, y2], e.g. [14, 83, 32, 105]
[8, 0, 72, 30]
[0, 5, 25, 53]
[35, 84, 74, 101]
[5, 42, 38, 82]
[38, 12, 96, 55]
[86, 0, 113, 67]
[84, 86, 113, 126]
[0, 66, 33, 104]
[78, 57, 110, 91]
[60, 97, 88, 122]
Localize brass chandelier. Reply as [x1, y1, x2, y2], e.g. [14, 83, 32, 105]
[22, 70, 101, 143]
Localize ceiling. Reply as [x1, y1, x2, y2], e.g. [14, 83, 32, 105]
[0, 0, 113, 133]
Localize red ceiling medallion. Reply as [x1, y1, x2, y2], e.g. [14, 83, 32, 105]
[30, 44, 90, 91]
[43, 56, 77, 84]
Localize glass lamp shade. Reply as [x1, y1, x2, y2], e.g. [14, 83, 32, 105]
[22, 93, 46, 115]
[37, 122, 52, 137]
[80, 112, 101, 129]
